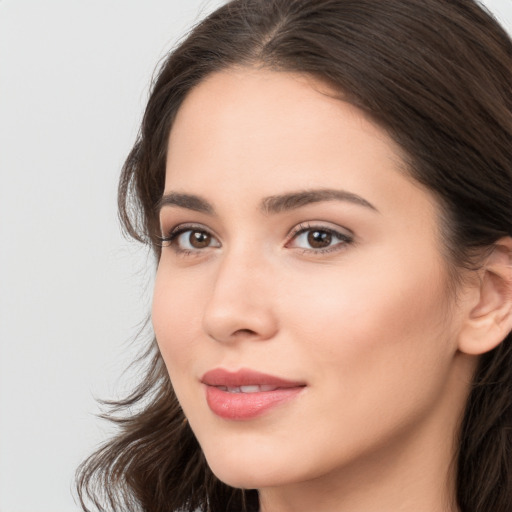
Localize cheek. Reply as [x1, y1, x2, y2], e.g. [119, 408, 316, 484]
[266, 257, 458, 474]
[284, 253, 454, 398]
[152, 265, 205, 375]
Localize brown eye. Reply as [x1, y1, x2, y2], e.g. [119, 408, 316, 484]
[307, 230, 332, 248]
[288, 224, 353, 254]
[189, 230, 211, 248]
[166, 227, 221, 253]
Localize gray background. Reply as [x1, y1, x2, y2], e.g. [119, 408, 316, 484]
[0, 1, 510, 511]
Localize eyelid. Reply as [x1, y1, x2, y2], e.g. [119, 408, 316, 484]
[158, 223, 221, 251]
[158, 220, 354, 256]
[287, 221, 353, 240]
[286, 221, 354, 253]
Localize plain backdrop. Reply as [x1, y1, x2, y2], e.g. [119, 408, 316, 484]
[0, 1, 511, 511]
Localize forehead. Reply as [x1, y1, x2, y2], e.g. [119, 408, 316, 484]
[168, 68, 400, 158]
[167, 68, 407, 188]
[164, 68, 435, 217]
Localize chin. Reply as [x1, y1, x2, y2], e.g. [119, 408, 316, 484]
[201, 442, 297, 490]
[208, 461, 284, 490]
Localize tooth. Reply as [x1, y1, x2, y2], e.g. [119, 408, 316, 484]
[217, 386, 228, 391]
[227, 386, 241, 393]
[260, 385, 278, 392]
[240, 385, 260, 393]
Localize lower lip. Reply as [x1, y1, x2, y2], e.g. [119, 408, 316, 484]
[205, 385, 304, 420]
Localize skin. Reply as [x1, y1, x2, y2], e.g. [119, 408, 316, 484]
[152, 68, 482, 512]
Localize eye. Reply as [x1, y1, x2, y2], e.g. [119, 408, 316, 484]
[160, 225, 221, 254]
[287, 223, 353, 253]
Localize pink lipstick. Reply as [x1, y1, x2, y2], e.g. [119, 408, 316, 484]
[201, 368, 305, 420]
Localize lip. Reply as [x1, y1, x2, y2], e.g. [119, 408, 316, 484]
[201, 368, 304, 388]
[201, 368, 306, 421]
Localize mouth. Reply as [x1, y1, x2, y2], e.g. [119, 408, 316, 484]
[201, 368, 306, 420]
[213, 384, 283, 393]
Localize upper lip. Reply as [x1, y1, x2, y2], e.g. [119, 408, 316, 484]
[201, 368, 305, 388]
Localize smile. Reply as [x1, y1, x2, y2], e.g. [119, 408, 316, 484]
[201, 368, 306, 420]
[215, 385, 280, 393]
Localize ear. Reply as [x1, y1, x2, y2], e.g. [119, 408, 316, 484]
[458, 237, 512, 355]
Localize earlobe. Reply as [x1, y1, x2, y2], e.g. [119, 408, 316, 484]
[458, 237, 512, 356]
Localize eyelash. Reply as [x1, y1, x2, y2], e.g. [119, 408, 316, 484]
[158, 223, 219, 256]
[287, 222, 354, 254]
[159, 222, 354, 256]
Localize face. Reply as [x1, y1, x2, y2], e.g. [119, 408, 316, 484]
[153, 69, 471, 493]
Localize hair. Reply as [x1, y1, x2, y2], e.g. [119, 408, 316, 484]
[76, 0, 512, 511]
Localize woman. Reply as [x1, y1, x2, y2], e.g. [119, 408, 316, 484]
[77, 0, 512, 511]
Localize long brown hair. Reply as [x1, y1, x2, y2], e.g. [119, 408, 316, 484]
[76, 1, 512, 511]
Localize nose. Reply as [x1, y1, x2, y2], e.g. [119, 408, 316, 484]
[202, 250, 278, 344]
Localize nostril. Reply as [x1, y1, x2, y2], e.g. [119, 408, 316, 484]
[233, 328, 257, 336]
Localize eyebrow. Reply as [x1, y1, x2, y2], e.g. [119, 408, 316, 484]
[157, 192, 215, 214]
[157, 188, 378, 216]
[261, 189, 378, 214]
